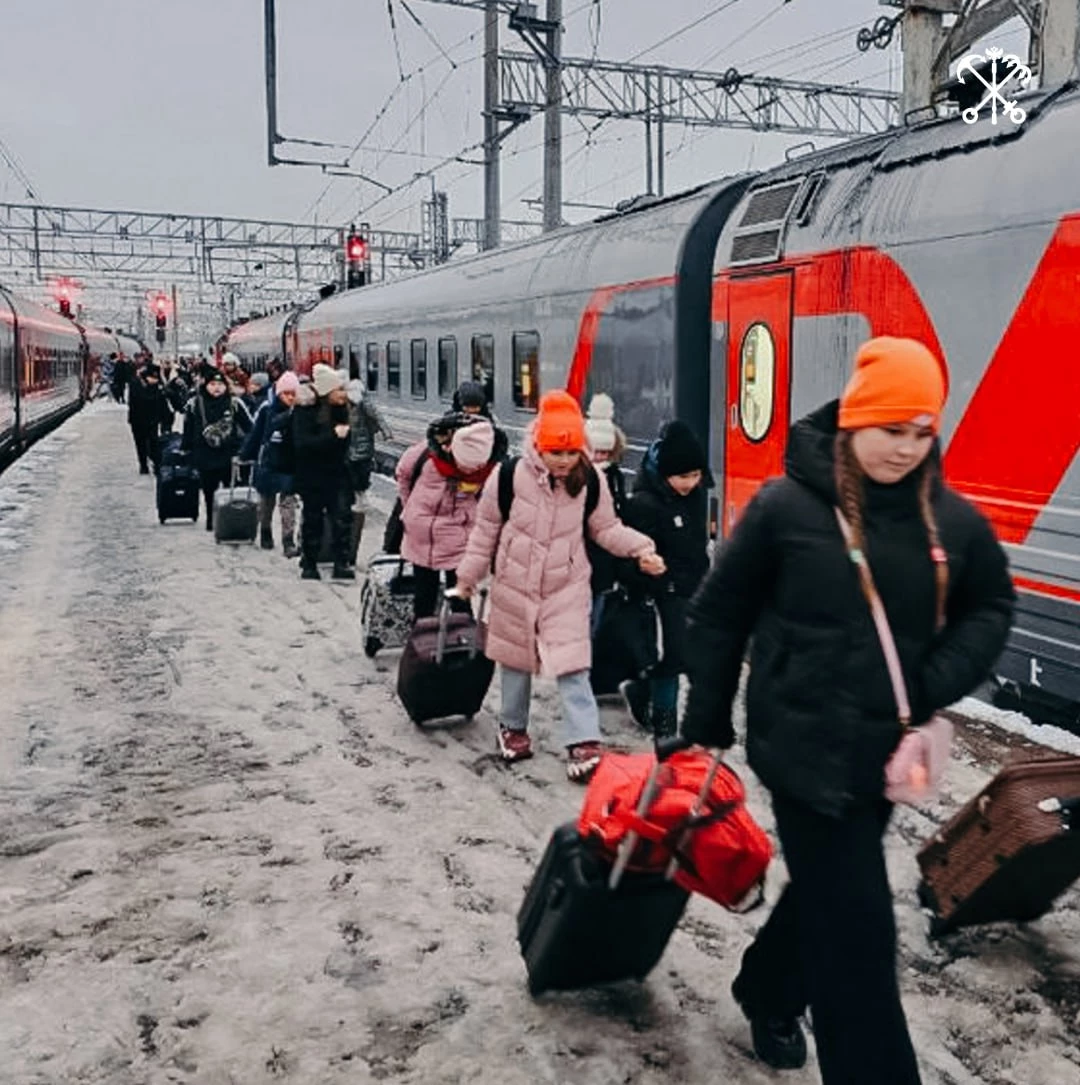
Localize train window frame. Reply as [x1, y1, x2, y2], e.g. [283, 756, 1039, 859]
[438, 337, 458, 401]
[333, 344, 344, 367]
[471, 333, 495, 405]
[738, 322, 776, 443]
[511, 331, 541, 412]
[366, 342, 379, 393]
[348, 344, 361, 381]
[410, 338, 428, 399]
[386, 340, 402, 397]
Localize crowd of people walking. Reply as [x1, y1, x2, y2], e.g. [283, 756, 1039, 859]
[108, 336, 1017, 1085]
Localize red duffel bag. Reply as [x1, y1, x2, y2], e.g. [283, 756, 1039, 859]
[578, 748, 772, 911]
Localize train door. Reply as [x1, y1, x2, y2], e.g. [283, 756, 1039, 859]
[723, 272, 793, 534]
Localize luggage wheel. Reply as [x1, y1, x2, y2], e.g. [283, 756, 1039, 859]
[364, 637, 382, 659]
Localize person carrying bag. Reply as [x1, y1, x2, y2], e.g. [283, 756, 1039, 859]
[680, 337, 1014, 1083]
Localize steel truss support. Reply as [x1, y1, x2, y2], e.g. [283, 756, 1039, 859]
[497, 52, 901, 138]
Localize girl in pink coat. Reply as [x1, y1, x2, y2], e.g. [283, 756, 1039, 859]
[456, 391, 665, 782]
[396, 415, 498, 620]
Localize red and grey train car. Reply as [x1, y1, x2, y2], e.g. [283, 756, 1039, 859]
[224, 83, 1080, 725]
[0, 285, 143, 466]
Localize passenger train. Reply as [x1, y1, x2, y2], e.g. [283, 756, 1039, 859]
[224, 82, 1080, 728]
[0, 285, 142, 467]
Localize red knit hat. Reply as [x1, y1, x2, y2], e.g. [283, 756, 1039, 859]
[535, 390, 586, 452]
[838, 337, 947, 433]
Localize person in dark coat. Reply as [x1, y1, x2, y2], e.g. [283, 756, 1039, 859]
[452, 379, 494, 421]
[584, 393, 629, 610]
[239, 371, 300, 556]
[127, 363, 171, 475]
[111, 355, 132, 404]
[292, 363, 353, 580]
[181, 365, 250, 531]
[679, 337, 1015, 1082]
[619, 419, 711, 735]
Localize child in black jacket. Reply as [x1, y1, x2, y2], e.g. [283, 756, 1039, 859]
[620, 420, 711, 735]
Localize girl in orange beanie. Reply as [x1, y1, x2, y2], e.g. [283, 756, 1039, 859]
[455, 390, 666, 782]
[677, 336, 1013, 1082]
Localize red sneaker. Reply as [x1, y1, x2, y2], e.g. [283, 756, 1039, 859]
[566, 742, 604, 783]
[497, 726, 533, 763]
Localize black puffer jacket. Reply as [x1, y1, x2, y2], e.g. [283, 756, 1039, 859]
[589, 464, 629, 595]
[622, 451, 710, 599]
[682, 401, 1015, 817]
[292, 397, 351, 490]
[181, 390, 247, 476]
[127, 375, 169, 432]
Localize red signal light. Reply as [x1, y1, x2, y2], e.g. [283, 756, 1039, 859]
[347, 235, 367, 263]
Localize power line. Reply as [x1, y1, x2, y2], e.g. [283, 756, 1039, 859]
[627, 0, 747, 63]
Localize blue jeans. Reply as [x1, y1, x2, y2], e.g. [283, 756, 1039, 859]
[500, 666, 602, 748]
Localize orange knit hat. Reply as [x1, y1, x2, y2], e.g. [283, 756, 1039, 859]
[838, 337, 947, 433]
[534, 390, 587, 452]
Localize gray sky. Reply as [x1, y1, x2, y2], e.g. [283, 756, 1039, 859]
[3, 1, 1031, 236]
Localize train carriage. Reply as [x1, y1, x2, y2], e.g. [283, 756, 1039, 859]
[225, 83, 1080, 725]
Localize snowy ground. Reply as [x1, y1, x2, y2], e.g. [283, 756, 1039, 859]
[1, 404, 1079, 1085]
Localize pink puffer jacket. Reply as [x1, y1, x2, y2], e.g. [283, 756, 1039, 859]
[457, 435, 653, 677]
[397, 442, 487, 570]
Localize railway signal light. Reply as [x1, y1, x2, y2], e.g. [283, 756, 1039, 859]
[153, 293, 168, 344]
[54, 278, 74, 318]
[346, 229, 368, 289]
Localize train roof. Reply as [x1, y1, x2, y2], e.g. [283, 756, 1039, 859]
[227, 308, 294, 347]
[295, 178, 747, 331]
[0, 285, 84, 343]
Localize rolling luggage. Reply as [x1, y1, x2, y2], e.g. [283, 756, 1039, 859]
[396, 597, 494, 724]
[213, 461, 258, 545]
[917, 751, 1080, 936]
[158, 431, 183, 467]
[359, 554, 416, 658]
[157, 461, 200, 523]
[517, 753, 693, 996]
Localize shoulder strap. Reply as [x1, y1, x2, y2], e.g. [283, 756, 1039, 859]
[834, 508, 912, 726]
[498, 456, 520, 521]
[584, 464, 601, 522]
[409, 448, 430, 488]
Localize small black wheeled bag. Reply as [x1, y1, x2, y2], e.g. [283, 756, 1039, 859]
[213, 459, 259, 544]
[396, 593, 494, 724]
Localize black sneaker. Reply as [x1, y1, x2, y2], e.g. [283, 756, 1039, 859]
[300, 564, 321, 581]
[260, 529, 274, 550]
[331, 565, 356, 581]
[619, 679, 651, 730]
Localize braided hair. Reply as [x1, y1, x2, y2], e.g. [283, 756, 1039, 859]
[834, 431, 949, 631]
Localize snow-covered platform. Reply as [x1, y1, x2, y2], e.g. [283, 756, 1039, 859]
[1, 405, 1079, 1085]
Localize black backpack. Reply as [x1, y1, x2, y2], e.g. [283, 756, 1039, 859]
[382, 450, 430, 555]
[496, 456, 600, 525]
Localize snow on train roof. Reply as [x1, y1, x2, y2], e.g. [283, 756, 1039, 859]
[296, 179, 743, 331]
[228, 308, 293, 345]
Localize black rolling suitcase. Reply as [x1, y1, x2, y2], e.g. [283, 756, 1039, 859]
[213, 461, 258, 544]
[396, 595, 494, 724]
[517, 756, 691, 996]
[157, 460, 200, 523]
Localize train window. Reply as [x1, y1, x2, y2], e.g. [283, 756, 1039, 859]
[471, 334, 495, 404]
[410, 339, 428, 399]
[348, 345, 361, 381]
[366, 342, 379, 393]
[511, 332, 540, 411]
[387, 340, 401, 396]
[333, 345, 344, 366]
[738, 323, 776, 443]
[438, 337, 458, 400]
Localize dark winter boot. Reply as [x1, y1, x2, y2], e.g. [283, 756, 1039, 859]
[619, 679, 651, 730]
[651, 706, 678, 739]
[331, 564, 356, 581]
[732, 979, 807, 1071]
[300, 561, 321, 581]
[260, 527, 274, 550]
[349, 510, 366, 569]
[282, 534, 299, 559]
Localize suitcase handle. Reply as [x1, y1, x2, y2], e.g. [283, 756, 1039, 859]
[608, 746, 725, 891]
[436, 588, 488, 664]
[230, 457, 255, 499]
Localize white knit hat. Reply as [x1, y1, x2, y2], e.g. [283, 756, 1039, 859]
[312, 363, 342, 397]
[584, 393, 617, 452]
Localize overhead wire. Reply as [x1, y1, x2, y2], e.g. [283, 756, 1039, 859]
[386, 0, 407, 82]
[627, 0, 746, 63]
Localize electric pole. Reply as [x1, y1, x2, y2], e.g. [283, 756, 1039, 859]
[543, 0, 563, 232]
[483, 0, 501, 250]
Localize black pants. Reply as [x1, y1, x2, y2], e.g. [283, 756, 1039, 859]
[200, 465, 232, 526]
[131, 422, 160, 474]
[412, 566, 471, 621]
[299, 477, 352, 567]
[732, 795, 921, 1085]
